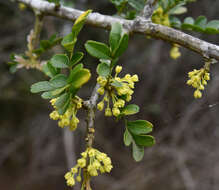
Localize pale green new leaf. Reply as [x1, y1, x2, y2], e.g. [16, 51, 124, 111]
[31, 81, 55, 93]
[124, 128, 132, 146]
[121, 104, 139, 115]
[109, 22, 122, 53]
[132, 142, 144, 162]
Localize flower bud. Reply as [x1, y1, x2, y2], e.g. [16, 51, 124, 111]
[115, 66, 122, 73]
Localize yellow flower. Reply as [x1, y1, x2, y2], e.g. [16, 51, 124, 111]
[76, 175, 82, 182]
[170, 45, 181, 59]
[50, 97, 82, 131]
[71, 167, 78, 174]
[105, 108, 112, 116]
[19, 3, 26, 11]
[187, 68, 210, 99]
[112, 107, 120, 117]
[66, 178, 75, 187]
[64, 147, 113, 186]
[97, 87, 105, 95]
[97, 101, 104, 111]
[115, 66, 122, 73]
[77, 158, 86, 168]
[49, 110, 60, 120]
[96, 65, 139, 117]
[194, 90, 202, 99]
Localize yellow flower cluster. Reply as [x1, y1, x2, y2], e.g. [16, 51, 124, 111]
[187, 68, 210, 98]
[97, 65, 139, 117]
[64, 148, 113, 187]
[152, 6, 170, 27]
[170, 44, 181, 60]
[49, 96, 82, 130]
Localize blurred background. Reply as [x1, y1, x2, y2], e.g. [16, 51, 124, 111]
[1, 0, 219, 190]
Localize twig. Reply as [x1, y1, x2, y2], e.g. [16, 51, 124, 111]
[82, 83, 100, 190]
[83, 83, 100, 148]
[140, 0, 158, 19]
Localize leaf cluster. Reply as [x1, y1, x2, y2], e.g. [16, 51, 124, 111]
[85, 22, 129, 77]
[30, 10, 92, 115]
[157, 0, 219, 34]
[110, 0, 145, 19]
[124, 120, 155, 161]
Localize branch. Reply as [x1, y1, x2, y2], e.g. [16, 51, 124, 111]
[140, 0, 158, 19]
[16, 0, 219, 61]
[83, 84, 100, 148]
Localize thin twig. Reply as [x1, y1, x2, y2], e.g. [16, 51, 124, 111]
[140, 0, 158, 19]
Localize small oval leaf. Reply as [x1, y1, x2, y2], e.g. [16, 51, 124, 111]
[97, 62, 111, 77]
[133, 135, 155, 147]
[31, 81, 55, 93]
[109, 22, 122, 52]
[114, 33, 129, 58]
[50, 54, 69, 68]
[50, 74, 68, 88]
[121, 104, 139, 115]
[124, 128, 132, 146]
[85, 40, 111, 59]
[132, 142, 144, 162]
[71, 68, 91, 89]
[127, 120, 153, 135]
[70, 52, 84, 67]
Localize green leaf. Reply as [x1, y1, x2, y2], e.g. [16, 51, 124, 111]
[195, 16, 207, 29]
[206, 20, 219, 29]
[67, 63, 84, 83]
[169, 6, 187, 15]
[121, 104, 139, 115]
[128, 0, 144, 11]
[42, 62, 58, 78]
[182, 17, 194, 30]
[41, 91, 58, 99]
[109, 22, 122, 53]
[85, 40, 111, 59]
[113, 33, 129, 58]
[170, 16, 181, 28]
[61, 33, 77, 53]
[50, 74, 68, 88]
[50, 54, 69, 68]
[70, 68, 91, 89]
[31, 81, 55, 93]
[132, 142, 144, 162]
[127, 120, 153, 135]
[205, 20, 219, 34]
[51, 86, 68, 96]
[96, 62, 111, 77]
[69, 52, 84, 67]
[55, 92, 71, 115]
[111, 79, 123, 87]
[72, 10, 92, 38]
[40, 40, 51, 50]
[124, 128, 132, 146]
[9, 64, 18, 74]
[133, 135, 155, 147]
